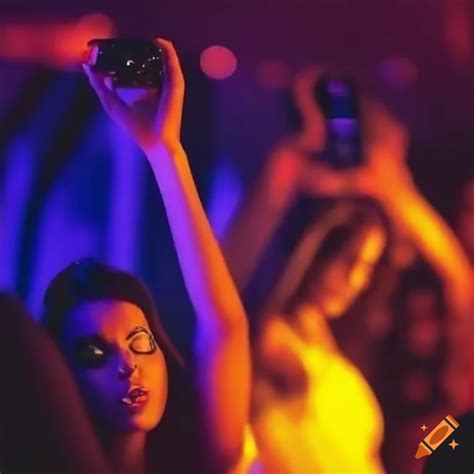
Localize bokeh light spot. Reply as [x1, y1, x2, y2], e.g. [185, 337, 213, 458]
[200, 45, 237, 80]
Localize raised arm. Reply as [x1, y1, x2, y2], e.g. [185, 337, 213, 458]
[303, 99, 472, 321]
[221, 144, 307, 291]
[301, 99, 473, 406]
[83, 39, 250, 471]
[364, 101, 472, 319]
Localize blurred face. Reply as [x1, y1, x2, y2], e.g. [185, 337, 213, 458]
[309, 224, 386, 318]
[60, 300, 168, 433]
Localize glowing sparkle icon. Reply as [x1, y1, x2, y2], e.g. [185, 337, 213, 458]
[448, 439, 459, 450]
[421, 424, 428, 431]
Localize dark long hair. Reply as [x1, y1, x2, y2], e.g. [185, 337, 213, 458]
[266, 198, 391, 318]
[41, 259, 201, 474]
[0, 292, 111, 474]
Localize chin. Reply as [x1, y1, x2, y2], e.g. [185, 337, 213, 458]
[131, 417, 160, 432]
[120, 411, 162, 432]
[321, 299, 350, 319]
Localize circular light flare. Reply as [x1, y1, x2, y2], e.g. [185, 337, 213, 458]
[256, 60, 290, 91]
[200, 45, 237, 80]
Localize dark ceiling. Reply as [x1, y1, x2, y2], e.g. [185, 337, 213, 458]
[1, 0, 473, 170]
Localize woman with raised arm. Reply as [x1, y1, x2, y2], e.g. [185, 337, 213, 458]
[301, 98, 473, 408]
[222, 67, 472, 472]
[39, 38, 252, 474]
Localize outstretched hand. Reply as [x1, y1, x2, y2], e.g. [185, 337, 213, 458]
[82, 38, 184, 156]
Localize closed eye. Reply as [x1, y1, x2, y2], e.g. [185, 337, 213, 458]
[130, 332, 157, 354]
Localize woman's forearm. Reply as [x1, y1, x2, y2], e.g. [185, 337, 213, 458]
[147, 143, 248, 331]
[376, 184, 472, 318]
[222, 145, 304, 291]
[147, 143, 251, 468]
[221, 177, 294, 292]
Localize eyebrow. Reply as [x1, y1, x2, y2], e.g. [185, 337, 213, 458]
[75, 334, 105, 345]
[126, 326, 150, 341]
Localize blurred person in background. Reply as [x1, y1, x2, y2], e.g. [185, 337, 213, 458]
[222, 67, 472, 473]
[247, 200, 388, 473]
[0, 292, 112, 474]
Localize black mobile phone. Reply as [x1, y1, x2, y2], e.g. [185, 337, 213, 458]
[314, 76, 362, 168]
[86, 39, 164, 88]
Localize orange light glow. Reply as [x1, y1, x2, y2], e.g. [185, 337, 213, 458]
[253, 313, 384, 473]
[200, 45, 237, 80]
[0, 13, 115, 69]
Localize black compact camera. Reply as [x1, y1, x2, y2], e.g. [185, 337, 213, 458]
[314, 76, 362, 168]
[86, 39, 164, 88]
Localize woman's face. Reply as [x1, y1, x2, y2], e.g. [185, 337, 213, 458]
[59, 300, 168, 433]
[308, 224, 386, 319]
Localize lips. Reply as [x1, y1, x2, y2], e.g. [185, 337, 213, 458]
[121, 386, 149, 406]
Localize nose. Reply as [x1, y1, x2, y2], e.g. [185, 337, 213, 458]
[117, 351, 138, 379]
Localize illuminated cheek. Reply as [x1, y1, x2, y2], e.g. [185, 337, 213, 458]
[348, 264, 371, 293]
[142, 353, 168, 418]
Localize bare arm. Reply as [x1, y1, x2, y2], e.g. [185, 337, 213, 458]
[302, 99, 473, 406]
[363, 100, 472, 319]
[221, 144, 307, 291]
[151, 142, 251, 469]
[303, 100, 472, 321]
[375, 184, 472, 319]
[222, 67, 327, 290]
[84, 39, 250, 471]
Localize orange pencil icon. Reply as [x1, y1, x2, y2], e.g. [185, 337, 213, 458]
[415, 415, 460, 459]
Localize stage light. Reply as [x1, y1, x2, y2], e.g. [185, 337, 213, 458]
[0, 13, 116, 68]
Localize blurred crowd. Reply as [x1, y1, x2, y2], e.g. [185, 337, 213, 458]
[0, 30, 472, 474]
[220, 67, 473, 474]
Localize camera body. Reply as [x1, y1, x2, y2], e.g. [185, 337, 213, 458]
[314, 76, 362, 168]
[86, 39, 164, 88]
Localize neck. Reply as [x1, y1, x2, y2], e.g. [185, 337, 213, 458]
[292, 303, 338, 351]
[104, 431, 147, 474]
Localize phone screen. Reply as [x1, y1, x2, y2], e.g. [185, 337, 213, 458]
[86, 39, 164, 88]
[314, 77, 362, 168]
